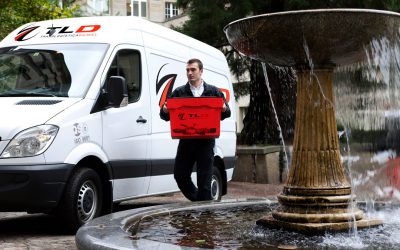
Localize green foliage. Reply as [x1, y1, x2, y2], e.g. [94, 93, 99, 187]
[0, 0, 79, 40]
[174, 0, 400, 145]
[176, 0, 266, 48]
[232, 81, 250, 101]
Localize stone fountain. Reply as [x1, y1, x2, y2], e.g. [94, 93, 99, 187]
[76, 9, 400, 249]
[224, 8, 389, 233]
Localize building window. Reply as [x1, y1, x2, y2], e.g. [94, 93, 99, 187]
[85, 0, 110, 15]
[127, 0, 147, 18]
[165, 2, 178, 19]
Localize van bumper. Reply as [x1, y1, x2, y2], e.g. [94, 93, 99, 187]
[0, 163, 74, 213]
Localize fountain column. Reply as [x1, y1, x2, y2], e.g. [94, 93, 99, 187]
[224, 9, 390, 233]
[256, 68, 382, 233]
[285, 69, 350, 196]
[255, 69, 358, 231]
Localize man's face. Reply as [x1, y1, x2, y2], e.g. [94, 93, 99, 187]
[186, 62, 203, 84]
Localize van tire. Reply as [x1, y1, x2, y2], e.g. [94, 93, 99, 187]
[211, 166, 222, 201]
[57, 167, 103, 232]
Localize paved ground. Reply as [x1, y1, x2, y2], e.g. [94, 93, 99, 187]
[0, 182, 282, 250]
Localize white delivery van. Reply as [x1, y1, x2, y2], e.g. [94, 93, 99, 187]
[0, 16, 236, 230]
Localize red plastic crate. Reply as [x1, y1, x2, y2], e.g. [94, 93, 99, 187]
[167, 97, 223, 139]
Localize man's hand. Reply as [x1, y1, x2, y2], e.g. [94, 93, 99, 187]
[163, 102, 169, 113]
[222, 103, 227, 112]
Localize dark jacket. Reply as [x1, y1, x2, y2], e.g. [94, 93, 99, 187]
[160, 82, 231, 121]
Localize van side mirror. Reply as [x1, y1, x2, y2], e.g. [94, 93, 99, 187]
[105, 76, 128, 108]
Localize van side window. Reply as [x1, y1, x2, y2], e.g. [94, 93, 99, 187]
[106, 50, 141, 103]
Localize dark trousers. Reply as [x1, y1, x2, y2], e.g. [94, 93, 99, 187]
[174, 139, 214, 201]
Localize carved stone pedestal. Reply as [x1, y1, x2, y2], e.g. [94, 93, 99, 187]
[223, 8, 396, 234]
[257, 69, 383, 233]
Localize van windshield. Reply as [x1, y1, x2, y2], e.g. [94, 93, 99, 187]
[0, 43, 108, 98]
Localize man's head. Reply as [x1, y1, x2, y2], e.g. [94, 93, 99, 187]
[186, 58, 203, 86]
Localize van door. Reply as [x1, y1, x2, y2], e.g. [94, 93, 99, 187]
[101, 45, 151, 200]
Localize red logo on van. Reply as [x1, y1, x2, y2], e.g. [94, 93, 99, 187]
[156, 64, 177, 108]
[14, 24, 101, 41]
[219, 88, 230, 103]
[15, 25, 40, 41]
[46, 25, 101, 36]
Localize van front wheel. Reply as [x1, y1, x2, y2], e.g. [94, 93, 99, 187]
[58, 167, 103, 232]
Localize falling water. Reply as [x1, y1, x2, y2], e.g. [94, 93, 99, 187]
[330, 29, 400, 245]
[333, 30, 400, 205]
[261, 62, 290, 173]
[300, 31, 400, 242]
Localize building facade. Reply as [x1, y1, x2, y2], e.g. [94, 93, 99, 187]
[75, 0, 188, 27]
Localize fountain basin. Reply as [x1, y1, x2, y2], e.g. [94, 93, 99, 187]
[75, 199, 271, 250]
[75, 199, 397, 249]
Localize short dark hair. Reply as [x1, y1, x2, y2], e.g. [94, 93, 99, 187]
[187, 58, 203, 70]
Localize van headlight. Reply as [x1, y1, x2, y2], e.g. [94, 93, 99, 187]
[1, 125, 59, 158]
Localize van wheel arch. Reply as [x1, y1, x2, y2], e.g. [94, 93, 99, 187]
[75, 157, 113, 214]
[56, 157, 112, 231]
